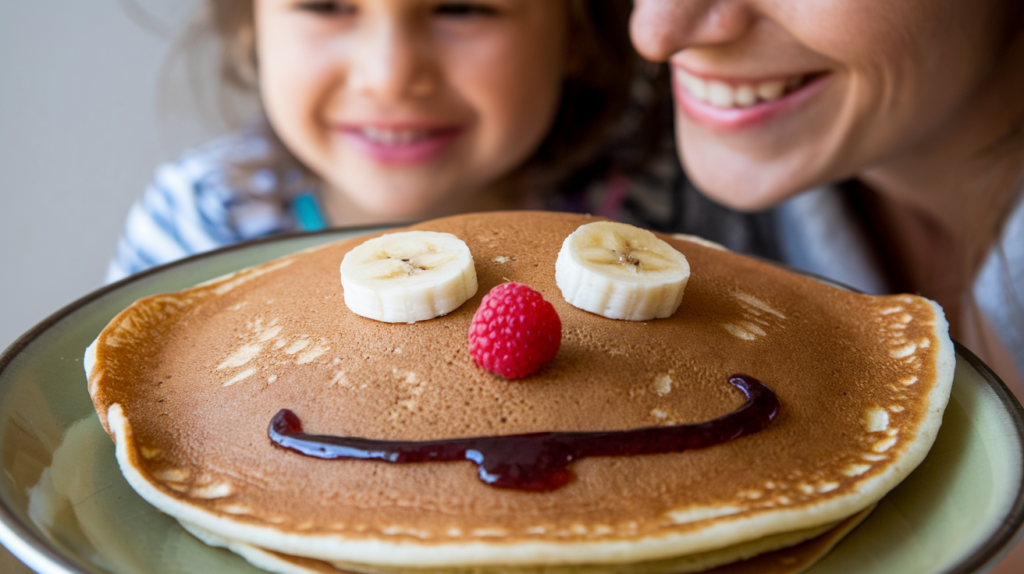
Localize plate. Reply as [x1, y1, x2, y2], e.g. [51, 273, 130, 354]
[1, 229, 1023, 574]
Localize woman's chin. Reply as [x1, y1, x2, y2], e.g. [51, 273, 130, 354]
[681, 149, 818, 213]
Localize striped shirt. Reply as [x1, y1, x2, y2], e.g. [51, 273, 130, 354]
[106, 132, 325, 283]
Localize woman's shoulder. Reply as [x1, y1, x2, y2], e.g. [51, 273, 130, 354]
[975, 191, 1024, 374]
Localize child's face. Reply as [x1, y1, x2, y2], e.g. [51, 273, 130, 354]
[256, 0, 569, 221]
[629, 0, 1017, 211]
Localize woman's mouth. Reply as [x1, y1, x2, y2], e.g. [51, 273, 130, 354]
[673, 67, 830, 130]
[338, 125, 463, 165]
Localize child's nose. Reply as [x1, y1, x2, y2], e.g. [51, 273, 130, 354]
[349, 22, 437, 101]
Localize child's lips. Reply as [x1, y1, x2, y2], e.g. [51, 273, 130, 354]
[335, 124, 464, 165]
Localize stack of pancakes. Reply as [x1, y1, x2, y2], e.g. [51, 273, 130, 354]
[85, 212, 954, 573]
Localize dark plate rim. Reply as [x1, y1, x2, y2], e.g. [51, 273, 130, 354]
[0, 228, 1022, 574]
[0, 227, 378, 574]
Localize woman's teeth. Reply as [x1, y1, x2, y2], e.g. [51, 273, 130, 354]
[676, 69, 807, 109]
[361, 127, 433, 146]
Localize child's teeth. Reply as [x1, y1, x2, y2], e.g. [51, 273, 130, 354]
[362, 128, 430, 145]
[676, 69, 808, 109]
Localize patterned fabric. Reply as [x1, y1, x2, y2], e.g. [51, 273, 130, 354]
[105, 131, 323, 283]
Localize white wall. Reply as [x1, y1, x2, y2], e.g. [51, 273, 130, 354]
[0, 0, 216, 352]
[1, 3, 221, 569]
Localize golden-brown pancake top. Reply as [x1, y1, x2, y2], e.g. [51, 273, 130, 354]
[88, 211, 949, 548]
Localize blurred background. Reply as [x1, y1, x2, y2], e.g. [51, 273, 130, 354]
[0, 0, 227, 353]
[0, 3, 212, 568]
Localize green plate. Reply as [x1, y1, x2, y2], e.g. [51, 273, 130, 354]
[1, 229, 1022, 574]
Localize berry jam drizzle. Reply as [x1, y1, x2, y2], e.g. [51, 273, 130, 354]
[269, 374, 779, 492]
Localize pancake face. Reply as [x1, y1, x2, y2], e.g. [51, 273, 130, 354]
[86, 212, 954, 568]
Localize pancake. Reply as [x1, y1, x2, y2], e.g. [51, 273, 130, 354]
[177, 506, 874, 574]
[85, 211, 954, 570]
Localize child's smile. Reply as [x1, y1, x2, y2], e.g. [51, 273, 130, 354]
[256, 0, 570, 223]
[334, 122, 464, 165]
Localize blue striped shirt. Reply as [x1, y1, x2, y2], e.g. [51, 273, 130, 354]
[106, 133, 325, 283]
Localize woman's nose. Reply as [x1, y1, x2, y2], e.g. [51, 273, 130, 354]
[348, 20, 436, 101]
[630, 0, 755, 61]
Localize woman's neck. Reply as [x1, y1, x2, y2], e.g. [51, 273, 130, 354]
[857, 34, 1024, 332]
[853, 32, 1024, 390]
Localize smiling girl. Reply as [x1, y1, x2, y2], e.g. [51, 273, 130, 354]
[108, 0, 699, 280]
[257, 0, 574, 222]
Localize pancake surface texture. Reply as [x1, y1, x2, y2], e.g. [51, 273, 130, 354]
[86, 212, 954, 569]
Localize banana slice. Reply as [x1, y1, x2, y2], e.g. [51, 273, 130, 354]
[555, 221, 690, 321]
[340, 231, 478, 323]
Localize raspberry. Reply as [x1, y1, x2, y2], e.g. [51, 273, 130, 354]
[468, 282, 562, 379]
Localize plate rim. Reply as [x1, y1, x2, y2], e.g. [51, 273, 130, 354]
[0, 227, 375, 574]
[1, 229, 1022, 574]
[942, 343, 1024, 574]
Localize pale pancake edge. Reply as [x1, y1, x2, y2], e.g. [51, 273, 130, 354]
[178, 506, 873, 574]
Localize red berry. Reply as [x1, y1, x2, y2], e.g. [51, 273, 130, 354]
[468, 282, 562, 379]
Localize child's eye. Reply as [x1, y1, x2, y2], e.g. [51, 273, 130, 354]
[294, 1, 356, 16]
[433, 2, 499, 18]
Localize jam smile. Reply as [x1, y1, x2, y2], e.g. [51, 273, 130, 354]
[269, 374, 780, 492]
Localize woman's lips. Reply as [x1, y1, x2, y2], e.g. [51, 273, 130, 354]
[673, 67, 831, 131]
[336, 124, 463, 165]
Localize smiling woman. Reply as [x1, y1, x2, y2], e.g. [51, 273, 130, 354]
[630, 0, 1024, 382]
[631, 0, 1024, 210]
[629, 1, 1024, 569]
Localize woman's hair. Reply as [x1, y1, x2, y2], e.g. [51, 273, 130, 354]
[176, 0, 660, 202]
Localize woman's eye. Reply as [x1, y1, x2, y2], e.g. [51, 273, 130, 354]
[433, 2, 499, 17]
[295, 1, 356, 16]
